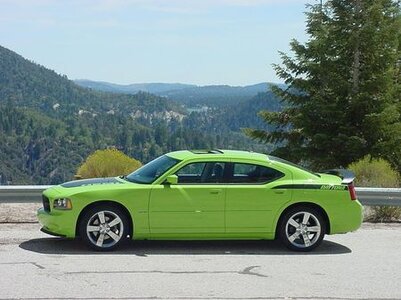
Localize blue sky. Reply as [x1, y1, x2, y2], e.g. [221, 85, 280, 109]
[0, 0, 314, 86]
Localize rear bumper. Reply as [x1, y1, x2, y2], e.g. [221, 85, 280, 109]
[329, 200, 363, 234]
[37, 208, 76, 238]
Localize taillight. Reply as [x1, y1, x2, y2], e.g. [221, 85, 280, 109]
[348, 182, 357, 200]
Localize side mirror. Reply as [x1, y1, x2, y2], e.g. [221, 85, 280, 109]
[164, 174, 178, 185]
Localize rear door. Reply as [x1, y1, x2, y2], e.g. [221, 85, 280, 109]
[225, 162, 292, 234]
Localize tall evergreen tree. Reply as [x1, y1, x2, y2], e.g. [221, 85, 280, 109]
[246, 0, 401, 171]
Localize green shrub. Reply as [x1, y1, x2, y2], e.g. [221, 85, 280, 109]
[348, 155, 399, 188]
[77, 148, 141, 179]
[348, 155, 400, 222]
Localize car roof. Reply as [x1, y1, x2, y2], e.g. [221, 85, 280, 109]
[166, 149, 270, 162]
[165, 150, 323, 180]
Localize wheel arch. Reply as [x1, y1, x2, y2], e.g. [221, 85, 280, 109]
[274, 202, 331, 239]
[75, 200, 134, 238]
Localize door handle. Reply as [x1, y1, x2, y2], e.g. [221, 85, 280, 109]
[274, 189, 286, 194]
[210, 189, 222, 194]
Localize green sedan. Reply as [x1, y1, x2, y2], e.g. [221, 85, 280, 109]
[38, 150, 362, 251]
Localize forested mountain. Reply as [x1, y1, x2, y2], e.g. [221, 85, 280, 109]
[184, 92, 282, 133]
[75, 79, 276, 106]
[74, 80, 196, 95]
[0, 45, 279, 184]
[0, 46, 183, 117]
[160, 83, 273, 106]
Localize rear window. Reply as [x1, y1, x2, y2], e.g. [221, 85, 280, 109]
[230, 163, 284, 184]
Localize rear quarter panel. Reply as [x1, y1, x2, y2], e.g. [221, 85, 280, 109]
[272, 185, 363, 236]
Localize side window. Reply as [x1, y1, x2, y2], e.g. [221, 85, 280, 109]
[175, 162, 227, 184]
[202, 162, 226, 183]
[230, 163, 284, 184]
[176, 162, 206, 183]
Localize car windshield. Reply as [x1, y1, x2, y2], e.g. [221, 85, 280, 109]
[126, 155, 180, 184]
[268, 155, 320, 177]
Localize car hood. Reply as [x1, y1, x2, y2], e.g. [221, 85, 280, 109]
[42, 176, 141, 200]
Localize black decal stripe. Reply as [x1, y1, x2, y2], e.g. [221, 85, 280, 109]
[273, 184, 348, 190]
[61, 177, 122, 188]
[273, 184, 323, 189]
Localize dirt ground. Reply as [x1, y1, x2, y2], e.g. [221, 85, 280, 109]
[0, 203, 42, 223]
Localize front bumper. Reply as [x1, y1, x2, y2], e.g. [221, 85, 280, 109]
[37, 208, 76, 238]
[40, 226, 66, 237]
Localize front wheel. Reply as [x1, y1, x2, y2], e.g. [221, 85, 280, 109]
[278, 207, 326, 252]
[79, 205, 129, 251]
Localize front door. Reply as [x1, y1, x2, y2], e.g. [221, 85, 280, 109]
[149, 161, 228, 236]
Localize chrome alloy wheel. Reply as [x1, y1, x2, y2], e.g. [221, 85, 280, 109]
[285, 211, 321, 249]
[86, 210, 124, 248]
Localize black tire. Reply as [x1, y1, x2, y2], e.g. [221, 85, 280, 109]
[79, 204, 130, 251]
[278, 206, 326, 252]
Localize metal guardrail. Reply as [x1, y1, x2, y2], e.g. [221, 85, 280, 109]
[0, 185, 400, 206]
[355, 187, 401, 207]
[0, 186, 52, 204]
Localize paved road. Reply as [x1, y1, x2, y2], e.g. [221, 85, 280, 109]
[0, 223, 400, 300]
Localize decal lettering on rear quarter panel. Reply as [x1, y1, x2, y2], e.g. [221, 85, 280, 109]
[320, 185, 347, 190]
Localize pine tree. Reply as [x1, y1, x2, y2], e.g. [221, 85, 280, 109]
[246, 0, 401, 171]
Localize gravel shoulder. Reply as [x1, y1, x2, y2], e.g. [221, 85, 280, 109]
[0, 203, 41, 222]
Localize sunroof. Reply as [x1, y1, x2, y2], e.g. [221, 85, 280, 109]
[190, 149, 224, 154]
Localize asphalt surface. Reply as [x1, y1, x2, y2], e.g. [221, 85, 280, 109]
[0, 223, 400, 300]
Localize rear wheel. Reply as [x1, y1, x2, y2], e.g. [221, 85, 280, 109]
[79, 205, 129, 251]
[279, 207, 326, 251]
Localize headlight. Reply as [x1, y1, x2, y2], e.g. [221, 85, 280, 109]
[53, 198, 72, 210]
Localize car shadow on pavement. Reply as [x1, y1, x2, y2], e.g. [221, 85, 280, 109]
[19, 238, 351, 255]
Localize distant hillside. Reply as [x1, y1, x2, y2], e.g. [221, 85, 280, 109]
[74, 80, 196, 95]
[183, 91, 283, 134]
[0, 46, 183, 117]
[160, 83, 272, 106]
[74, 79, 278, 106]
